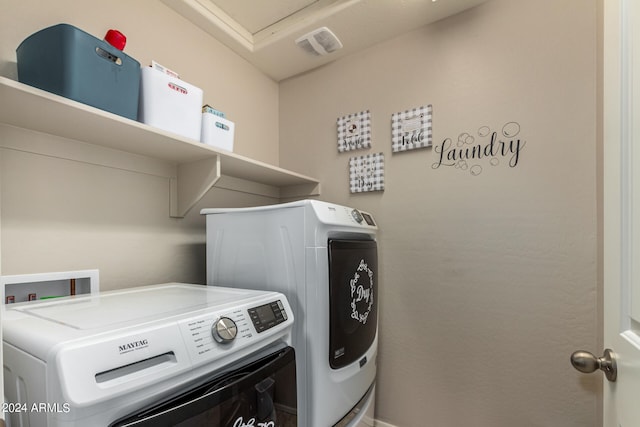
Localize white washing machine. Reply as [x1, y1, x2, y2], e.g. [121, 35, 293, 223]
[202, 200, 378, 427]
[2, 283, 297, 426]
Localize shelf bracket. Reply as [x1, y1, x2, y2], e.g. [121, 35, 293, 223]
[170, 155, 221, 218]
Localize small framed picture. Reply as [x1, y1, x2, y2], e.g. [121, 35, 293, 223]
[337, 110, 372, 152]
[392, 104, 432, 152]
[349, 153, 385, 193]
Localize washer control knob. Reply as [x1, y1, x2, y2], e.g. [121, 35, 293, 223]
[351, 209, 363, 223]
[211, 317, 238, 344]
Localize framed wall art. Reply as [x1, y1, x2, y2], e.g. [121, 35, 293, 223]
[337, 110, 372, 152]
[349, 152, 385, 193]
[391, 104, 432, 152]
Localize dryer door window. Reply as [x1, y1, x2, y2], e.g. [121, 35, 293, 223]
[328, 239, 378, 369]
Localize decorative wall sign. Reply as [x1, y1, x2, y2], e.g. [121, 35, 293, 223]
[431, 121, 526, 176]
[349, 153, 385, 193]
[337, 110, 372, 152]
[391, 104, 432, 152]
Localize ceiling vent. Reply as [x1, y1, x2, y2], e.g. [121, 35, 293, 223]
[295, 27, 343, 56]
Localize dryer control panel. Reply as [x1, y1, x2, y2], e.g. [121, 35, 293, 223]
[309, 201, 377, 230]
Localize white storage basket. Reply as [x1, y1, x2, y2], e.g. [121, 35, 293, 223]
[138, 67, 203, 140]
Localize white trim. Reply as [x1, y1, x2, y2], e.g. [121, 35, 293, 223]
[374, 420, 400, 427]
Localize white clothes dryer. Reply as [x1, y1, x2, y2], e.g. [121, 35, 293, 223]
[202, 200, 378, 427]
[3, 283, 297, 427]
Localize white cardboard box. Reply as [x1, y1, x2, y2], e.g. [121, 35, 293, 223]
[201, 113, 234, 152]
[138, 67, 203, 140]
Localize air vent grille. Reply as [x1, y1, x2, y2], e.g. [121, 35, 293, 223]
[297, 38, 320, 56]
[295, 27, 343, 56]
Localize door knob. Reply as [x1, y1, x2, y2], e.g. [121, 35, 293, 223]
[570, 349, 617, 382]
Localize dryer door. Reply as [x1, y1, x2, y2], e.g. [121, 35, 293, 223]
[328, 239, 378, 369]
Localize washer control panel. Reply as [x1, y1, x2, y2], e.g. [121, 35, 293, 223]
[248, 300, 288, 333]
[178, 296, 293, 365]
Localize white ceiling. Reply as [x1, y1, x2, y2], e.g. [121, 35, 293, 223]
[161, 0, 488, 81]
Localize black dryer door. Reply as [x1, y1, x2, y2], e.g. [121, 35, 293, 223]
[328, 239, 378, 369]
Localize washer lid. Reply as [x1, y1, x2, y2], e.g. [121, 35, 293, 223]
[13, 283, 265, 330]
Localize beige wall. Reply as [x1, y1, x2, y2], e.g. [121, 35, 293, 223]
[279, 0, 599, 426]
[0, 0, 281, 289]
[1, 0, 601, 426]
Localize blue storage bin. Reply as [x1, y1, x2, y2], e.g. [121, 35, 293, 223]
[16, 23, 141, 120]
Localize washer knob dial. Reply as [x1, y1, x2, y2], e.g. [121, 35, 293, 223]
[211, 317, 238, 344]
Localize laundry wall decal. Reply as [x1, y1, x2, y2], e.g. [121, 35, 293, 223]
[432, 121, 526, 176]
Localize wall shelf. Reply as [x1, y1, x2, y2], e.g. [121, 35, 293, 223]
[0, 76, 320, 217]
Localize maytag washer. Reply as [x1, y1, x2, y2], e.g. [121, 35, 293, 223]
[3, 283, 297, 426]
[202, 200, 378, 427]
